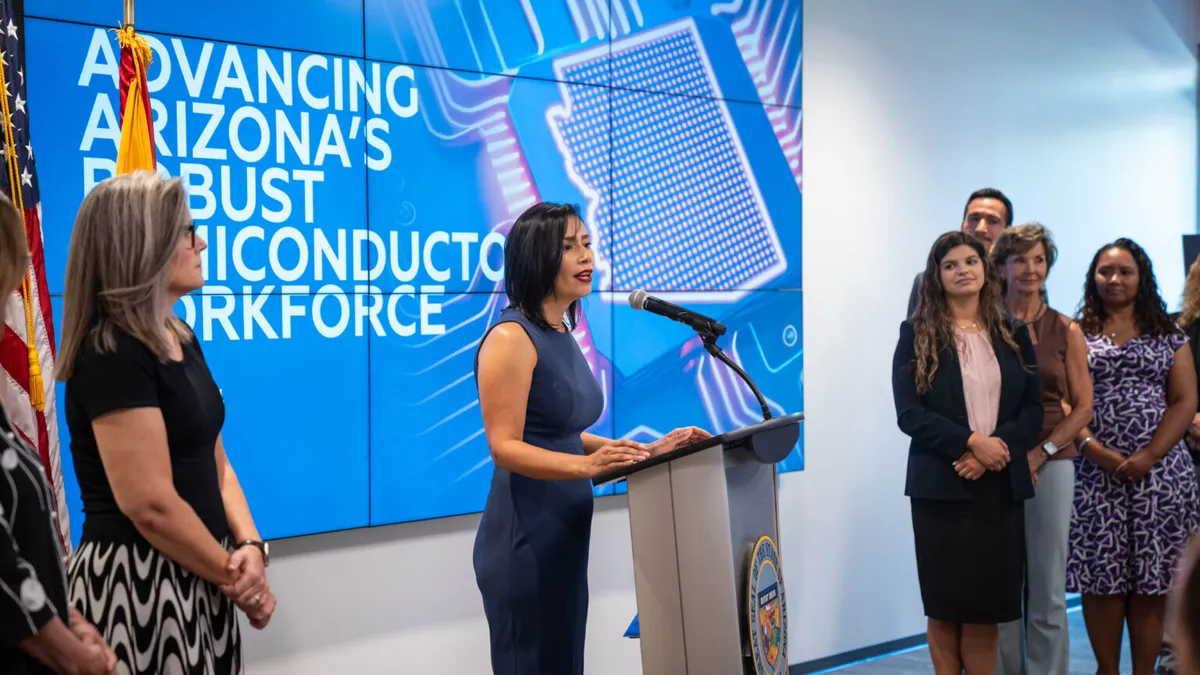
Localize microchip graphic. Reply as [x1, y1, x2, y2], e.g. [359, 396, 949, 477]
[547, 18, 787, 303]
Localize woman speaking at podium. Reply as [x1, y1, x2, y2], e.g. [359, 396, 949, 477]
[892, 231, 1042, 675]
[473, 202, 707, 675]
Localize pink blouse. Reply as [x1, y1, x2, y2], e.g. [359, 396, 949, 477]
[957, 329, 1001, 437]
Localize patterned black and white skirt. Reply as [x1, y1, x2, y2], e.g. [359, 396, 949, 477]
[68, 536, 244, 675]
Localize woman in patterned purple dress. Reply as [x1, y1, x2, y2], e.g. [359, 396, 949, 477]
[1068, 239, 1199, 675]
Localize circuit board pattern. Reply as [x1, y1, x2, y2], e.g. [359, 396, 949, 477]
[552, 19, 785, 294]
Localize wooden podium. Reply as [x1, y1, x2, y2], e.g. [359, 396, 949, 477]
[594, 412, 803, 675]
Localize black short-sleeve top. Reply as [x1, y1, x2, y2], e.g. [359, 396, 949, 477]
[64, 328, 228, 543]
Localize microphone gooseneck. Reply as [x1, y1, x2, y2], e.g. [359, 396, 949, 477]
[626, 289, 770, 421]
[626, 290, 726, 337]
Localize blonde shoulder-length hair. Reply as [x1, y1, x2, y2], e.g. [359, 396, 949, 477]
[57, 171, 194, 380]
[1182, 254, 1200, 327]
[0, 192, 29, 310]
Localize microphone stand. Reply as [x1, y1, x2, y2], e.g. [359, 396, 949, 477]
[698, 329, 772, 421]
[697, 326, 782, 555]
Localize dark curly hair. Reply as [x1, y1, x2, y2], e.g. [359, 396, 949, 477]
[1077, 238, 1178, 338]
[912, 231, 1023, 394]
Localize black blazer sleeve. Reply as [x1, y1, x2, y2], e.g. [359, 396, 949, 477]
[892, 320, 973, 461]
[992, 323, 1043, 454]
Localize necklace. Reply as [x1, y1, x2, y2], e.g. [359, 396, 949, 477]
[1021, 300, 1046, 325]
[1104, 323, 1130, 341]
[956, 321, 979, 331]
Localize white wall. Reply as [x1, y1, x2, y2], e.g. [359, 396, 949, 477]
[242, 0, 1200, 672]
[797, 0, 1198, 662]
[240, 498, 646, 673]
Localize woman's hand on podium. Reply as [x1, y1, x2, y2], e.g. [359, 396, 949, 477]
[588, 441, 651, 477]
[674, 426, 712, 443]
[646, 427, 713, 457]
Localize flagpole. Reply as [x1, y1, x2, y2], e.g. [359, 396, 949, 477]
[115, 0, 157, 175]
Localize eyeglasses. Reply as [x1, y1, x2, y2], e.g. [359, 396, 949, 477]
[184, 222, 196, 249]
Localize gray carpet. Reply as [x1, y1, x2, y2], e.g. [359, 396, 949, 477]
[821, 608, 1133, 674]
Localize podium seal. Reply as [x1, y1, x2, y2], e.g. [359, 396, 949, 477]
[748, 535, 787, 675]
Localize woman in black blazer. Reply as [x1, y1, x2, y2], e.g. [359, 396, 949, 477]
[892, 231, 1043, 675]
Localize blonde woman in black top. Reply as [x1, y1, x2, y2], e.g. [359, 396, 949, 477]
[58, 172, 276, 674]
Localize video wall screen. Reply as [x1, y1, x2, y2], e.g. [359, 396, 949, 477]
[25, 0, 804, 542]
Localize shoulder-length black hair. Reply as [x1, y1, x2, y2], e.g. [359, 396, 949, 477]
[504, 201, 582, 331]
[1077, 238, 1178, 338]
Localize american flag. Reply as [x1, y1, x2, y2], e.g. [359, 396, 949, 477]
[0, 0, 70, 555]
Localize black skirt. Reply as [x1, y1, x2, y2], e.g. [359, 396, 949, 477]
[910, 471, 1025, 624]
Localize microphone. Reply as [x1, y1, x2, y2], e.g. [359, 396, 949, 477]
[627, 289, 726, 337]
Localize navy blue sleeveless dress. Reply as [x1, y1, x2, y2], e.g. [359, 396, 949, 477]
[473, 307, 604, 675]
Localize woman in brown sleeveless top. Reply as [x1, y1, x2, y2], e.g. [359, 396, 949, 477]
[990, 224, 1093, 675]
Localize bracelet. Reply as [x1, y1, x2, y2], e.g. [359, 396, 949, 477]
[1079, 436, 1096, 451]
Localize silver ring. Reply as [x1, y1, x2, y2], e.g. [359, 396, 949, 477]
[252, 594, 261, 605]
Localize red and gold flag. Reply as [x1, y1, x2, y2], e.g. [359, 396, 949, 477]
[0, 1, 70, 553]
[115, 24, 155, 174]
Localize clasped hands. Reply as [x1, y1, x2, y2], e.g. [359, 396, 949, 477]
[954, 435, 1057, 485]
[953, 433, 1010, 481]
[220, 545, 276, 630]
[954, 434, 1159, 485]
[1089, 441, 1157, 484]
[66, 606, 117, 675]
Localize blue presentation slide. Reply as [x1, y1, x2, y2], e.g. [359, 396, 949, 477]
[24, 0, 803, 542]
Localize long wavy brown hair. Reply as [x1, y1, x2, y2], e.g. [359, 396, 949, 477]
[912, 231, 1022, 394]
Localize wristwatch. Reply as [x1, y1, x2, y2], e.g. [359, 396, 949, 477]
[235, 540, 270, 567]
[1041, 440, 1060, 457]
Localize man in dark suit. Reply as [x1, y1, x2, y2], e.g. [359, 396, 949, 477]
[907, 188, 1014, 317]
